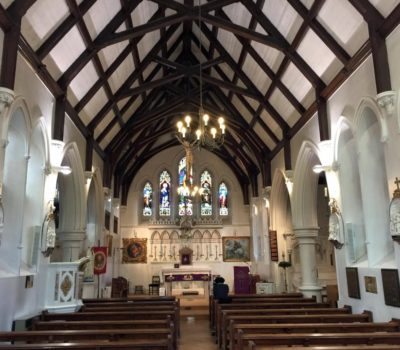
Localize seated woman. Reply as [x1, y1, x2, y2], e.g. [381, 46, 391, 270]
[213, 276, 231, 303]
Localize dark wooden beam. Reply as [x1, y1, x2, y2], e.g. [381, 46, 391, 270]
[316, 92, 329, 141]
[349, 0, 391, 92]
[85, 136, 94, 172]
[0, 1, 36, 88]
[283, 140, 292, 170]
[262, 158, 272, 187]
[53, 95, 66, 141]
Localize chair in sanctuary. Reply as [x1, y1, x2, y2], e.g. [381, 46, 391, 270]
[111, 276, 129, 298]
[148, 275, 161, 295]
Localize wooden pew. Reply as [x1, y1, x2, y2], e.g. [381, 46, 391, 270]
[236, 331, 400, 350]
[209, 293, 304, 328]
[217, 306, 351, 348]
[33, 319, 172, 331]
[41, 309, 180, 340]
[213, 301, 329, 338]
[211, 296, 317, 331]
[81, 305, 177, 313]
[0, 337, 173, 349]
[82, 296, 176, 303]
[228, 321, 400, 350]
[220, 311, 371, 350]
[247, 343, 400, 350]
[82, 300, 178, 308]
[0, 328, 173, 343]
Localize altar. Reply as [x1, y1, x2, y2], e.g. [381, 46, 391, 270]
[161, 266, 212, 297]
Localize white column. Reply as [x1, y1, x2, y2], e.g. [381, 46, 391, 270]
[294, 227, 322, 301]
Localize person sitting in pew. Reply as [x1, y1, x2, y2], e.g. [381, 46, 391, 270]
[214, 277, 231, 304]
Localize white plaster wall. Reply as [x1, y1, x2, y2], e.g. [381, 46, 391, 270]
[63, 116, 86, 170]
[119, 146, 251, 292]
[271, 148, 284, 172]
[0, 29, 4, 77]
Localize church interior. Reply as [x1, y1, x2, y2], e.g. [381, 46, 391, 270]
[1, 0, 400, 349]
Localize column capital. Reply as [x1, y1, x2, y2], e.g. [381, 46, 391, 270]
[376, 90, 397, 116]
[0, 87, 15, 114]
[293, 227, 319, 239]
[56, 230, 86, 243]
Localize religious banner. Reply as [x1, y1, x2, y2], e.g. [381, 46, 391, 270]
[93, 247, 107, 275]
[122, 238, 147, 264]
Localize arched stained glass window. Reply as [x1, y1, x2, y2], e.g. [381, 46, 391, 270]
[178, 157, 192, 216]
[143, 182, 153, 216]
[219, 182, 228, 216]
[201, 170, 212, 216]
[159, 170, 171, 216]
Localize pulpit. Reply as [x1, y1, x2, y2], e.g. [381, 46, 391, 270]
[233, 266, 250, 294]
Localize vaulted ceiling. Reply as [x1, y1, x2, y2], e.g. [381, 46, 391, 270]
[1, 0, 400, 203]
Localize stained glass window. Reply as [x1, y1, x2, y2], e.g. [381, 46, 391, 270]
[219, 182, 228, 216]
[178, 157, 192, 216]
[201, 170, 212, 216]
[159, 170, 171, 216]
[143, 182, 152, 216]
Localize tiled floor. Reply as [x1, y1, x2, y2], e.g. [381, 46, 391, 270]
[179, 315, 217, 350]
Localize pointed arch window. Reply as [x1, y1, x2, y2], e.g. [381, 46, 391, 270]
[201, 170, 212, 216]
[178, 157, 193, 216]
[159, 170, 171, 216]
[143, 182, 153, 216]
[218, 182, 229, 216]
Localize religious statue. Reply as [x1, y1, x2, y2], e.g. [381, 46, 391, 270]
[83, 248, 95, 282]
[328, 199, 344, 249]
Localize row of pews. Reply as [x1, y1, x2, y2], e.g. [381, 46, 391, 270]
[0, 296, 180, 349]
[210, 292, 400, 350]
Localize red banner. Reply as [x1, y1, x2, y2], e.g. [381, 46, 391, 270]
[93, 247, 107, 275]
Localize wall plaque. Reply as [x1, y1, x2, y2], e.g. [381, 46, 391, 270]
[346, 267, 360, 299]
[381, 269, 400, 307]
[269, 230, 278, 262]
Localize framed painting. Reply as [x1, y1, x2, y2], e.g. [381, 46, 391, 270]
[364, 276, 377, 294]
[346, 267, 361, 299]
[222, 236, 250, 262]
[122, 238, 147, 264]
[381, 269, 400, 307]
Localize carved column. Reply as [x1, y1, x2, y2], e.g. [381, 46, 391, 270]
[293, 227, 322, 301]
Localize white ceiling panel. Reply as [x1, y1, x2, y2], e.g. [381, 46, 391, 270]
[260, 110, 282, 140]
[369, 0, 400, 17]
[84, 0, 121, 40]
[251, 37, 285, 73]
[108, 55, 135, 93]
[242, 54, 272, 94]
[131, 0, 158, 26]
[317, 0, 368, 56]
[254, 122, 275, 149]
[281, 62, 312, 105]
[98, 41, 130, 71]
[117, 97, 131, 109]
[223, 2, 252, 29]
[217, 29, 242, 63]
[23, 0, 69, 51]
[299, 0, 315, 10]
[167, 24, 183, 51]
[48, 26, 86, 75]
[219, 63, 234, 81]
[269, 88, 300, 127]
[142, 62, 157, 81]
[100, 124, 121, 149]
[0, 0, 13, 9]
[192, 22, 210, 51]
[138, 31, 160, 61]
[244, 96, 259, 112]
[69, 61, 99, 103]
[80, 87, 108, 125]
[261, 0, 303, 43]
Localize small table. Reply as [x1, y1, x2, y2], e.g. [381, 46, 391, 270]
[256, 282, 276, 294]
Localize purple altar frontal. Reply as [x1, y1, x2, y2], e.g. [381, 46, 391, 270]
[166, 273, 211, 282]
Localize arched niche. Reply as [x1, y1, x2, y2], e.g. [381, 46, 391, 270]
[270, 169, 294, 291]
[85, 168, 104, 251]
[292, 141, 321, 229]
[21, 117, 50, 272]
[334, 116, 367, 264]
[1, 97, 32, 274]
[54, 142, 86, 262]
[354, 98, 392, 266]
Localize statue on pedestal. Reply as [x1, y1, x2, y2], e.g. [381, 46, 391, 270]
[83, 248, 95, 282]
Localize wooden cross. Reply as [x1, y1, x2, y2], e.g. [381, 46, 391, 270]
[395, 177, 400, 190]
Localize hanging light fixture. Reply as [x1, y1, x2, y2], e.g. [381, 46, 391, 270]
[176, 0, 226, 150]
